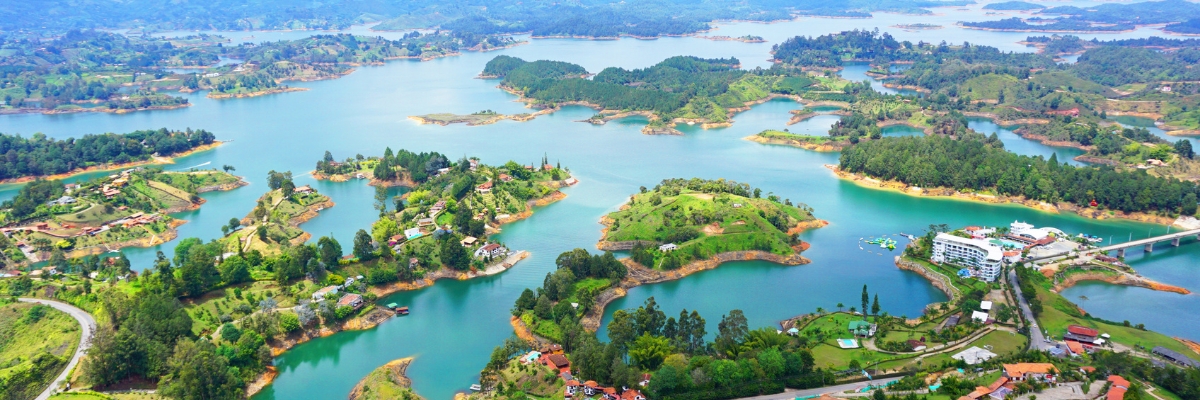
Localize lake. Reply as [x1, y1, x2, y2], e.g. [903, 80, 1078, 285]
[2, 3, 1196, 399]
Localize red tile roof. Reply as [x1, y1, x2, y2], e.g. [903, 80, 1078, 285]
[1068, 325, 1099, 337]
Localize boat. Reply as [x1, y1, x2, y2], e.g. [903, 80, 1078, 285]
[387, 303, 410, 315]
[469, 384, 482, 392]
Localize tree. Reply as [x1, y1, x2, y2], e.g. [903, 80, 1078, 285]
[227, 217, 240, 231]
[179, 243, 220, 296]
[606, 309, 637, 352]
[628, 334, 671, 370]
[318, 236, 343, 266]
[371, 218, 400, 245]
[715, 309, 748, 358]
[534, 294, 553, 320]
[871, 294, 880, 316]
[1176, 139, 1194, 160]
[158, 339, 244, 400]
[861, 285, 869, 320]
[439, 236, 471, 270]
[352, 229, 374, 261]
[375, 185, 389, 215]
[219, 323, 242, 342]
[154, 251, 174, 290]
[514, 288, 536, 314]
[1183, 193, 1198, 216]
[219, 255, 251, 285]
[280, 179, 296, 199]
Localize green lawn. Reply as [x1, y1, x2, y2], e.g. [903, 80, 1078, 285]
[1027, 270, 1200, 358]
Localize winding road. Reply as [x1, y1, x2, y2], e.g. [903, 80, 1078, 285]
[1007, 269, 1052, 351]
[19, 298, 96, 400]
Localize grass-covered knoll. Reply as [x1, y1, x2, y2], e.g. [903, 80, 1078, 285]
[0, 301, 82, 399]
[348, 358, 422, 400]
[603, 178, 816, 270]
[229, 172, 331, 252]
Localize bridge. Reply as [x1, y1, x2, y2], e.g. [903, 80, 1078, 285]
[1027, 228, 1200, 263]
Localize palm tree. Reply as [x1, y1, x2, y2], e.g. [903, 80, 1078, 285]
[837, 302, 845, 312]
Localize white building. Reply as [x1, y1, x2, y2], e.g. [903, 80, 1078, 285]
[931, 232, 1003, 281]
[1010, 220, 1065, 241]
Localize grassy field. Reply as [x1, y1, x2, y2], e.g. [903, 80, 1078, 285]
[351, 359, 421, 400]
[0, 302, 82, 399]
[1029, 270, 1199, 358]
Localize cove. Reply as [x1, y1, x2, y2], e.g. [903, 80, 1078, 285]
[0, 5, 1195, 399]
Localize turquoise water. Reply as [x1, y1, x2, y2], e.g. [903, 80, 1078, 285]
[1, 4, 1196, 399]
[967, 118, 1088, 166]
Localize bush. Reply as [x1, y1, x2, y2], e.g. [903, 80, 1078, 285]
[278, 312, 301, 333]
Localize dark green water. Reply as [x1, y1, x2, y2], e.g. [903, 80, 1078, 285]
[2, 4, 1196, 399]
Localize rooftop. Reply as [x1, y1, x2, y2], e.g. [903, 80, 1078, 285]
[935, 232, 1003, 261]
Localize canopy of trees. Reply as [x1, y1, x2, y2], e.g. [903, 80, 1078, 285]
[0, 128, 216, 180]
[839, 135, 1200, 214]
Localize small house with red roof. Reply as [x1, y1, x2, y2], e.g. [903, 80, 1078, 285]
[1107, 375, 1129, 400]
[1065, 325, 1099, 343]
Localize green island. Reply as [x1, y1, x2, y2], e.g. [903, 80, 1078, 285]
[0, 167, 245, 268]
[0, 300, 82, 399]
[600, 178, 819, 271]
[891, 23, 943, 30]
[0, 30, 522, 114]
[461, 54, 826, 134]
[0, 128, 218, 183]
[347, 357, 422, 400]
[408, 110, 545, 127]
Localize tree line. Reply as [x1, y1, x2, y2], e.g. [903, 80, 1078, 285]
[0, 128, 215, 180]
[839, 135, 1200, 215]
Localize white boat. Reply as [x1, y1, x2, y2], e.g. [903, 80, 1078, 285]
[469, 384, 482, 392]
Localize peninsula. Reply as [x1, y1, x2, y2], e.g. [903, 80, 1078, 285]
[0, 128, 219, 184]
[0, 167, 246, 265]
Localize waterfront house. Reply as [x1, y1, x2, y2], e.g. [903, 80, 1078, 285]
[565, 380, 580, 397]
[475, 243, 507, 258]
[1106, 375, 1129, 400]
[543, 164, 554, 171]
[848, 320, 876, 337]
[312, 285, 339, 301]
[540, 353, 571, 374]
[404, 227, 422, 240]
[1065, 325, 1099, 344]
[337, 293, 364, 309]
[469, 159, 479, 171]
[1002, 363, 1057, 382]
[461, 236, 477, 247]
[294, 185, 315, 194]
[499, 173, 513, 182]
[658, 243, 678, 252]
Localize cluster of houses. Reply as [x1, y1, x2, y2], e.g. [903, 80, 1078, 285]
[957, 363, 1058, 400]
[516, 345, 647, 400]
[1047, 324, 1109, 359]
[310, 280, 367, 310]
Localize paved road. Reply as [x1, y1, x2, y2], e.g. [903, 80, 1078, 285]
[736, 378, 900, 400]
[1008, 269, 1052, 351]
[20, 298, 97, 400]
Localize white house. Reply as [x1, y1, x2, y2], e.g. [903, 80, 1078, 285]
[474, 243, 508, 258]
[658, 243, 678, 252]
[312, 285, 339, 301]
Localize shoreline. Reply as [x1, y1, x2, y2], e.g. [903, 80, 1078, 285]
[895, 257, 959, 312]
[743, 134, 845, 152]
[0, 102, 191, 116]
[827, 164, 1182, 226]
[955, 22, 1137, 34]
[582, 218, 827, 331]
[0, 141, 226, 186]
[407, 109, 553, 126]
[347, 357, 421, 400]
[207, 87, 308, 99]
[1052, 270, 1190, 295]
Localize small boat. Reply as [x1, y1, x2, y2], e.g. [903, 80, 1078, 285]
[469, 384, 482, 392]
[397, 306, 410, 315]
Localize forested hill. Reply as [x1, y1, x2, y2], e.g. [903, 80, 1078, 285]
[0, 128, 216, 180]
[5, 0, 966, 36]
[838, 136, 1200, 215]
[486, 55, 814, 125]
